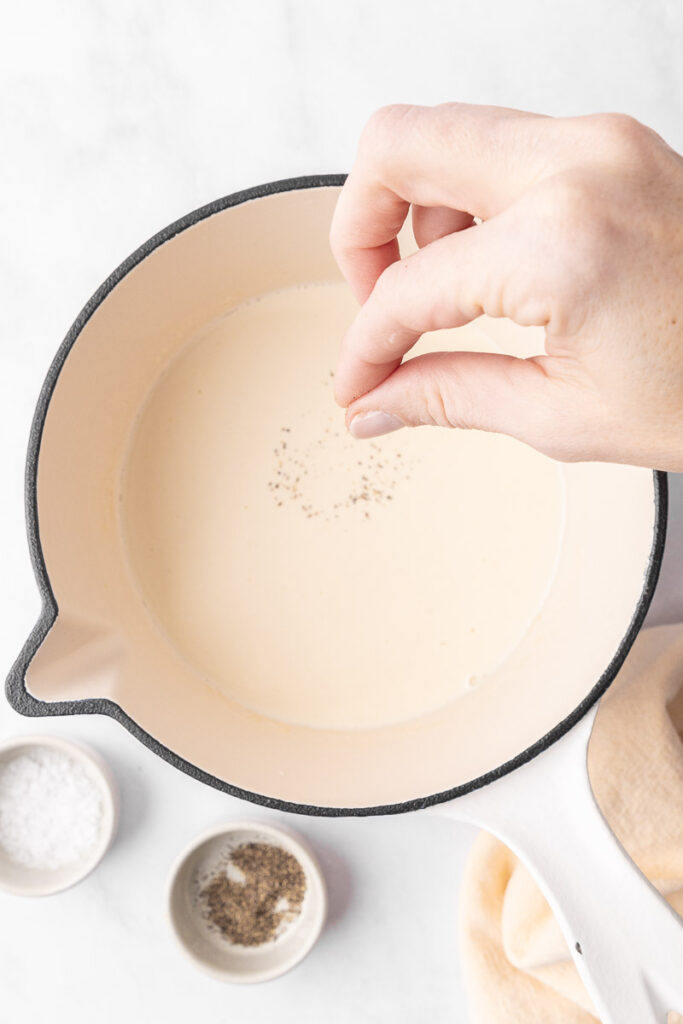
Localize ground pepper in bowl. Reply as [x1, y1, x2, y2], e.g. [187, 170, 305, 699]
[200, 842, 306, 946]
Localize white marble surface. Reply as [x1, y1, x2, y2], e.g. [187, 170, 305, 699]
[1, 2, 683, 1021]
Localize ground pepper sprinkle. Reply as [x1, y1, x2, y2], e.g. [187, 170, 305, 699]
[266, 374, 414, 521]
[200, 842, 306, 946]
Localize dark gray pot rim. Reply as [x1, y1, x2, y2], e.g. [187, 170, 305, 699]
[5, 174, 668, 816]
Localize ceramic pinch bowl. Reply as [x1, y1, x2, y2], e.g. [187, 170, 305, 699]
[167, 821, 327, 983]
[0, 734, 119, 896]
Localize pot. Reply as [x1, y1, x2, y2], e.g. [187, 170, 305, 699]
[7, 177, 682, 1020]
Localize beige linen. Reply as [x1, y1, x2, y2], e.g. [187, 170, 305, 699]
[459, 625, 683, 1023]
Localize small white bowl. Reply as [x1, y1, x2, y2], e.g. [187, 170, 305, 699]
[0, 734, 119, 896]
[167, 820, 327, 983]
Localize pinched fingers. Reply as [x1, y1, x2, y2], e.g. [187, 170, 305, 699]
[333, 214, 555, 408]
[330, 102, 553, 303]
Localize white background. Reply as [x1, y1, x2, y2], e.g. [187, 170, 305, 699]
[1, 2, 682, 1021]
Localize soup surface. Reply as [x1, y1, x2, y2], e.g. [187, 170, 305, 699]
[121, 282, 564, 729]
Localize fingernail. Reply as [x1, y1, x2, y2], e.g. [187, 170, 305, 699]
[348, 411, 405, 440]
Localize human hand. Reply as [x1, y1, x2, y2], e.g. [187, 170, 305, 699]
[330, 104, 683, 470]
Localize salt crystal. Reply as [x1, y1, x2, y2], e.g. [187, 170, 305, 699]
[0, 748, 103, 870]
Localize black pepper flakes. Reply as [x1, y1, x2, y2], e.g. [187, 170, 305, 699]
[264, 372, 414, 521]
[200, 842, 306, 947]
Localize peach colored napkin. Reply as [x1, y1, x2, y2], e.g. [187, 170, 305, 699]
[458, 624, 683, 1023]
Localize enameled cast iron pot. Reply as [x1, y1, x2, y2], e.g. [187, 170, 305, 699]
[6, 177, 683, 1021]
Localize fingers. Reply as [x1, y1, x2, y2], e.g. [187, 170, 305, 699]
[330, 102, 552, 302]
[411, 205, 474, 248]
[330, 161, 407, 303]
[333, 215, 552, 408]
[344, 350, 583, 460]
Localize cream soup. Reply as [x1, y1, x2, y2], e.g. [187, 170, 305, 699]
[120, 282, 564, 730]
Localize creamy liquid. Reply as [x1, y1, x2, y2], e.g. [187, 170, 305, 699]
[120, 282, 564, 730]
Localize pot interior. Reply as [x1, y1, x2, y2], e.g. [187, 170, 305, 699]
[25, 184, 660, 809]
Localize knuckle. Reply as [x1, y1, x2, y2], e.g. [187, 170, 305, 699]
[399, 354, 470, 429]
[423, 374, 459, 429]
[431, 356, 476, 429]
[502, 273, 552, 327]
[358, 104, 422, 165]
[424, 383, 452, 428]
[590, 112, 654, 165]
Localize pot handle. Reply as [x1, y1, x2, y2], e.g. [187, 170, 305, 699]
[431, 705, 683, 1024]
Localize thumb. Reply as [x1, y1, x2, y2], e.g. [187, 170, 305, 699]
[345, 350, 585, 461]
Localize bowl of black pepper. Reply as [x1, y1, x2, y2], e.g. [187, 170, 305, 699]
[167, 820, 327, 982]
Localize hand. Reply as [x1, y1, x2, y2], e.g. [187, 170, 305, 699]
[330, 103, 683, 470]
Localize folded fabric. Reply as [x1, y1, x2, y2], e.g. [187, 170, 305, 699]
[458, 623, 683, 1023]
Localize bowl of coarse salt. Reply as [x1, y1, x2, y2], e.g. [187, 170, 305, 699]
[0, 735, 118, 896]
